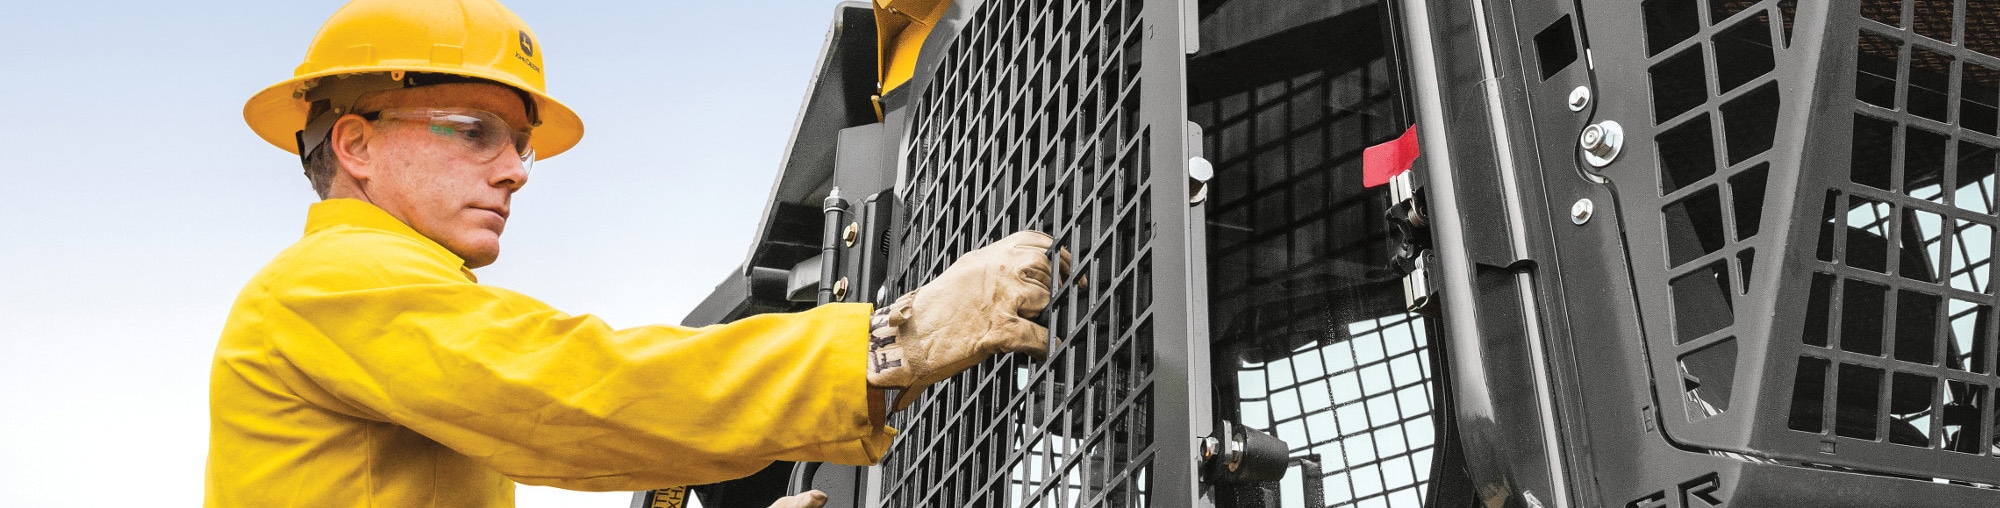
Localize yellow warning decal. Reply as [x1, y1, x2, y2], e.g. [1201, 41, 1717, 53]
[649, 486, 688, 508]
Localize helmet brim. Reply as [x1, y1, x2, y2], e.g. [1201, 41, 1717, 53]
[244, 65, 584, 160]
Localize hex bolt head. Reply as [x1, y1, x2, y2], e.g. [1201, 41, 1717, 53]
[1188, 157, 1215, 205]
[1581, 125, 1604, 149]
[1188, 156, 1215, 182]
[1571, 198, 1595, 225]
[1580, 120, 1624, 167]
[1568, 86, 1592, 112]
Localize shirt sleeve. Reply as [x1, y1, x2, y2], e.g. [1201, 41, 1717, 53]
[260, 228, 894, 490]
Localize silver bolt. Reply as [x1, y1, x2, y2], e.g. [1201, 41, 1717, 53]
[1188, 157, 1216, 205]
[1187, 156, 1214, 182]
[1225, 435, 1246, 472]
[1571, 198, 1595, 225]
[1580, 120, 1624, 167]
[1568, 86, 1592, 111]
[1200, 436, 1220, 460]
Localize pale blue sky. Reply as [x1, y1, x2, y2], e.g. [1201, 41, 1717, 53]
[0, 1, 853, 506]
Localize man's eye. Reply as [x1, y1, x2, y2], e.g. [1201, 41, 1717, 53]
[458, 126, 488, 141]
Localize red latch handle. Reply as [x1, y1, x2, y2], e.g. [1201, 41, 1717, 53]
[1363, 125, 1420, 188]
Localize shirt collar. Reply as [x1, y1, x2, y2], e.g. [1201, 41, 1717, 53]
[304, 199, 477, 280]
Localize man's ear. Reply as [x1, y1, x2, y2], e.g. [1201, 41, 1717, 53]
[329, 114, 377, 181]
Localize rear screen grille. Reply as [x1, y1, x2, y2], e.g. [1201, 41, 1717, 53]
[1789, 0, 2000, 469]
[1617, 0, 2000, 485]
[878, 0, 1159, 506]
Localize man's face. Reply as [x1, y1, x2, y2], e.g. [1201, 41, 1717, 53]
[348, 83, 532, 268]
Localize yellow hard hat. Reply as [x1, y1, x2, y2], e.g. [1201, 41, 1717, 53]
[244, 0, 584, 161]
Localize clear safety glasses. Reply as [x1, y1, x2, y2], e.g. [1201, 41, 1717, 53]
[363, 108, 536, 173]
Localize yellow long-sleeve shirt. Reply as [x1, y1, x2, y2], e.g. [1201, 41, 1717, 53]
[205, 199, 893, 507]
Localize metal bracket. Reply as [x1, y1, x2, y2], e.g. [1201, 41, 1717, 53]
[1384, 172, 1435, 311]
[1200, 420, 1291, 485]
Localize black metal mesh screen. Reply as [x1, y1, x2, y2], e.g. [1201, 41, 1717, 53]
[1638, 0, 1786, 431]
[1192, 2, 1436, 505]
[1618, 0, 2000, 485]
[1220, 317, 1435, 506]
[877, 0, 1159, 506]
[1787, 0, 2000, 475]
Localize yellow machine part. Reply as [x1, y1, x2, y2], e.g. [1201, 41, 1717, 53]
[874, 0, 954, 98]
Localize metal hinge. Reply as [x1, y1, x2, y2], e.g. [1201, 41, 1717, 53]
[1384, 172, 1435, 311]
[1199, 420, 1290, 485]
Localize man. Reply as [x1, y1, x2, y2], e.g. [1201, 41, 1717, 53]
[208, 1, 1064, 506]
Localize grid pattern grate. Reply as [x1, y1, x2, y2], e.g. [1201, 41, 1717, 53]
[878, 0, 1158, 506]
[1623, 0, 2000, 485]
[1225, 317, 1436, 507]
[1642, 0, 1785, 431]
[1192, 3, 1436, 505]
[1788, 0, 2000, 471]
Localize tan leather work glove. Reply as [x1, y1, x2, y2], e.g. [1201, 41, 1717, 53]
[768, 490, 827, 508]
[868, 230, 1072, 411]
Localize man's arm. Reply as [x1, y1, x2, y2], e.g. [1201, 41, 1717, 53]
[264, 230, 892, 490]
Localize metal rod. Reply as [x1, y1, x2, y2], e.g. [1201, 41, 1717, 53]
[820, 187, 851, 306]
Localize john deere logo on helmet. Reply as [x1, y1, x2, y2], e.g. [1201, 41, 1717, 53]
[513, 30, 542, 74]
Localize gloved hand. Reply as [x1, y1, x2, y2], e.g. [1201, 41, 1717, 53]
[867, 230, 1071, 411]
[768, 490, 827, 508]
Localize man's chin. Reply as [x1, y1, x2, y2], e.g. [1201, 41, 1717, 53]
[447, 236, 502, 269]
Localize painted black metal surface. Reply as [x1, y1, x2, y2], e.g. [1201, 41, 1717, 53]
[1404, 0, 2000, 505]
[870, 0, 1205, 506]
[663, 1, 2000, 507]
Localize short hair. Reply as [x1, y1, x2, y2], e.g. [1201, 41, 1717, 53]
[302, 99, 340, 199]
[303, 143, 338, 199]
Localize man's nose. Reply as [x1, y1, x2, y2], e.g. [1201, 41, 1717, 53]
[491, 157, 528, 191]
